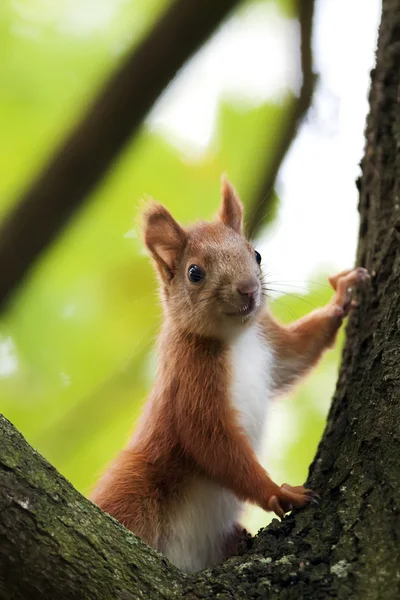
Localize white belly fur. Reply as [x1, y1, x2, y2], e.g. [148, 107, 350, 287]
[163, 323, 274, 573]
[230, 322, 274, 453]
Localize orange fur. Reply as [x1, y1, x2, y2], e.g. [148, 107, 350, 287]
[91, 176, 369, 572]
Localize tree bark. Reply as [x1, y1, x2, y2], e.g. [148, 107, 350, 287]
[1, 0, 400, 598]
[0, 416, 184, 600]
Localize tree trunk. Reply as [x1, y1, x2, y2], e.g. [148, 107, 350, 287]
[1, 0, 399, 598]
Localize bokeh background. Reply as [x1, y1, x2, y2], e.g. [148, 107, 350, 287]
[0, 0, 380, 532]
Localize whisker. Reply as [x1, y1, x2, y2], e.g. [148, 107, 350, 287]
[195, 294, 219, 305]
[266, 296, 300, 321]
[266, 282, 312, 292]
[268, 279, 332, 290]
[264, 282, 325, 302]
[264, 289, 318, 310]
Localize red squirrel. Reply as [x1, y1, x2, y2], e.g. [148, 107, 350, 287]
[91, 176, 369, 573]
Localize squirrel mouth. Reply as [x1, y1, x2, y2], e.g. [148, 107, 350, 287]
[225, 299, 256, 318]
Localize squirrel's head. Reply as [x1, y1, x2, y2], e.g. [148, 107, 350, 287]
[143, 175, 265, 339]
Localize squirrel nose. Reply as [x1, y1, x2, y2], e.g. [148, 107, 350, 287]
[237, 278, 259, 298]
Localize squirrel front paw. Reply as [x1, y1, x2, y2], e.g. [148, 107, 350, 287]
[267, 484, 319, 519]
[328, 267, 370, 318]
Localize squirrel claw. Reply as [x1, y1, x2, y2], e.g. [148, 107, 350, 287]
[267, 484, 319, 519]
[307, 496, 320, 505]
[328, 267, 370, 291]
[301, 489, 320, 501]
[328, 267, 370, 317]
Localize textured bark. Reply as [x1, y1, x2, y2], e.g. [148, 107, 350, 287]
[1, 0, 400, 598]
[0, 416, 184, 600]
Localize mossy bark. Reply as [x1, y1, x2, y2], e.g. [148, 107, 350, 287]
[1, 0, 399, 598]
[0, 416, 185, 600]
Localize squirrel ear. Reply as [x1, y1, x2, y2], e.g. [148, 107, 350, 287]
[143, 202, 187, 282]
[218, 174, 243, 234]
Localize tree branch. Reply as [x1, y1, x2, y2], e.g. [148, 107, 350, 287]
[246, 0, 316, 238]
[0, 0, 241, 310]
[0, 415, 184, 599]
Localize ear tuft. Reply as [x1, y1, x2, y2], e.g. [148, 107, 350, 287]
[219, 174, 243, 234]
[142, 202, 187, 282]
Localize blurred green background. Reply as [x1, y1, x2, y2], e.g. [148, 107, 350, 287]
[0, 0, 367, 534]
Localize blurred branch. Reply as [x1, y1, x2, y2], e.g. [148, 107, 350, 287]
[246, 0, 316, 238]
[0, 0, 241, 310]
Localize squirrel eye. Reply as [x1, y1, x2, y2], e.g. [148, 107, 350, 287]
[188, 264, 205, 283]
[255, 250, 262, 265]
